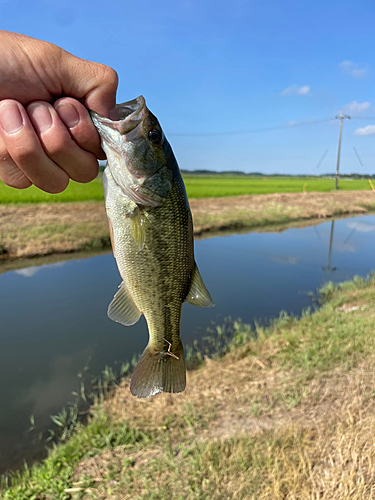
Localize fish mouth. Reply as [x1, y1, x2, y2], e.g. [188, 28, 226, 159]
[91, 96, 146, 136]
[116, 96, 145, 120]
[114, 96, 146, 135]
[91, 96, 170, 207]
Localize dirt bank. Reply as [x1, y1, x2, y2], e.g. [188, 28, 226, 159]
[1, 190, 375, 260]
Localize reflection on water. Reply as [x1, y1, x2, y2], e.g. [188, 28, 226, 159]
[324, 220, 336, 272]
[1, 214, 375, 473]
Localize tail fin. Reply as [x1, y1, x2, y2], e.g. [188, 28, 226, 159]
[130, 342, 186, 398]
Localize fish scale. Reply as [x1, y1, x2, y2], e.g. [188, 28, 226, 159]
[91, 96, 214, 398]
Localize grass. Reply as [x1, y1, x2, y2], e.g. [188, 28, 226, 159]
[184, 174, 373, 198]
[0, 177, 104, 204]
[4, 274, 375, 498]
[1, 413, 151, 500]
[0, 175, 373, 204]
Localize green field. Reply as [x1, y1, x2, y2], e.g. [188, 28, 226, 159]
[184, 174, 373, 198]
[0, 177, 104, 204]
[0, 175, 373, 203]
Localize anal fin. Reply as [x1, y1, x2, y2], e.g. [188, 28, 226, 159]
[108, 282, 141, 326]
[185, 263, 214, 308]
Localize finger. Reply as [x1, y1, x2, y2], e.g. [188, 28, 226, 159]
[0, 134, 32, 189]
[0, 100, 69, 193]
[61, 54, 118, 117]
[27, 101, 99, 183]
[54, 97, 106, 160]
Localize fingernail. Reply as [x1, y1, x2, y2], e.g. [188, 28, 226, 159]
[28, 104, 53, 133]
[56, 103, 80, 129]
[0, 102, 24, 134]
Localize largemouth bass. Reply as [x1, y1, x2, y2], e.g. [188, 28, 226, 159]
[91, 96, 214, 398]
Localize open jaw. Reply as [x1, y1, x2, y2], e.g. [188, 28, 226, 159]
[113, 96, 146, 135]
[91, 96, 146, 136]
[116, 96, 146, 120]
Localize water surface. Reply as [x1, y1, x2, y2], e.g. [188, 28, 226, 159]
[1, 214, 375, 472]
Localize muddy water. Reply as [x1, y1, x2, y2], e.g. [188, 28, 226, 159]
[1, 214, 375, 473]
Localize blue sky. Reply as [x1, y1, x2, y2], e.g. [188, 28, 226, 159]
[2, 0, 375, 175]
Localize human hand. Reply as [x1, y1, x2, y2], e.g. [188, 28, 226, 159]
[0, 31, 118, 193]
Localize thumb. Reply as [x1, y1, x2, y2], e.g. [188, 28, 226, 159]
[60, 53, 118, 118]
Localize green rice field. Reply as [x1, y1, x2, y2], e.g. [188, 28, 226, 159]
[0, 175, 373, 203]
[183, 175, 373, 198]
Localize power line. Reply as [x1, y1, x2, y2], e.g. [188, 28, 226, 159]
[168, 117, 333, 137]
[167, 113, 375, 138]
[350, 116, 375, 120]
[315, 148, 329, 170]
[353, 147, 364, 167]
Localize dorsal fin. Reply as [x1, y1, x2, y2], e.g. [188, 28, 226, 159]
[185, 263, 214, 308]
[108, 282, 141, 326]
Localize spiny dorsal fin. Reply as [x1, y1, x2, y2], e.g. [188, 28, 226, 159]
[131, 209, 147, 249]
[185, 263, 215, 308]
[108, 282, 141, 326]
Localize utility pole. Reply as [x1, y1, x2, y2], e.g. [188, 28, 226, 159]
[323, 221, 337, 272]
[335, 111, 350, 190]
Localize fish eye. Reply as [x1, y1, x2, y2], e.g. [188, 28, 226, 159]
[148, 129, 162, 145]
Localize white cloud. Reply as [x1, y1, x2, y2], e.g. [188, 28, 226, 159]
[346, 221, 375, 232]
[269, 254, 298, 265]
[354, 125, 375, 136]
[339, 60, 369, 79]
[343, 100, 371, 115]
[281, 85, 310, 96]
[13, 261, 66, 278]
[15, 267, 40, 277]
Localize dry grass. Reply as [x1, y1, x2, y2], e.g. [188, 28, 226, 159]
[71, 358, 375, 499]
[2, 190, 375, 260]
[0, 202, 109, 258]
[190, 190, 375, 235]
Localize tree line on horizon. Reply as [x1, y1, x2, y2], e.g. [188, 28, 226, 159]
[180, 169, 375, 179]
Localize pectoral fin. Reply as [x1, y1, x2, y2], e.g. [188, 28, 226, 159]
[131, 208, 147, 249]
[185, 263, 214, 308]
[108, 282, 141, 326]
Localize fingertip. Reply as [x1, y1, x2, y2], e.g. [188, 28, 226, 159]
[0, 99, 26, 135]
[54, 96, 86, 115]
[35, 175, 69, 194]
[84, 64, 118, 118]
[74, 157, 99, 184]
[15, 178, 33, 189]
[54, 97, 105, 160]
[2, 173, 32, 190]
[54, 98, 82, 130]
[26, 101, 53, 134]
